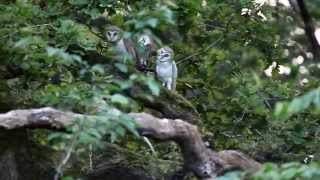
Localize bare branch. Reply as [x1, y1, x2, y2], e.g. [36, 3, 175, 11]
[0, 107, 80, 130]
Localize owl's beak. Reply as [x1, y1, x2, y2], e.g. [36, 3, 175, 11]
[158, 54, 170, 62]
[161, 54, 170, 59]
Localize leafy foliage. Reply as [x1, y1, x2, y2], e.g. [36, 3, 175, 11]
[218, 162, 320, 180]
[1, 0, 320, 179]
[275, 88, 320, 118]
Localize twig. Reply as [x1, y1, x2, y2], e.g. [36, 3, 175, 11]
[89, 144, 93, 171]
[143, 136, 157, 156]
[263, 99, 272, 111]
[54, 136, 77, 180]
[177, 35, 223, 65]
[176, 16, 233, 65]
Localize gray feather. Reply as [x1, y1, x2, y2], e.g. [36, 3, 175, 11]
[171, 61, 178, 91]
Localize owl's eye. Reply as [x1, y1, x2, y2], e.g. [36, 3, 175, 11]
[163, 54, 169, 58]
[107, 32, 111, 36]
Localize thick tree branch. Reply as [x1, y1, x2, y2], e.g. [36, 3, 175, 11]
[295, 0, 320, 60]
[0, 108, 260, 179]
[130, 113, 261, 178]
[128, 87, 200, 124]
[0, 107, 80, 129]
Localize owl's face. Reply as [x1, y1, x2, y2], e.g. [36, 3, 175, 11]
[105, 29, 121, 42]
[138, 35, 151, 47]
[157, 47, 173, 63]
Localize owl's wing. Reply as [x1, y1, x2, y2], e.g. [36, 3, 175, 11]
[136, 44, 150, 67]
[123, 38, 139, 63]
[171, 61, 178, 91]
[172, 61, 178, 79]
[150, 39, 158, 56]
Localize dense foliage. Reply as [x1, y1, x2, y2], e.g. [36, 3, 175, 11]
[1, 0, 320, 179]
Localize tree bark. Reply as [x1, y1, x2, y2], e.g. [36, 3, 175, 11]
[0, 151, 18, 180]
[295, 0, 320, 60]
[0, 107, 260, 179]
[128, 86, 200, 124]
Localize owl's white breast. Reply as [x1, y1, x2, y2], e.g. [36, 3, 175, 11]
[156, 62, 174, 80]
[116, 39, 127, 54]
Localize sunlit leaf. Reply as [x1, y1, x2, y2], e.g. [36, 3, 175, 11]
[68, 0, 89, 5]
[147, 79, 160, 96]
[111, 94, 129, 105]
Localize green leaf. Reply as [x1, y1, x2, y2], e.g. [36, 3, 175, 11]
[68, 0, 89, 5]
[47, 133, 60, 141]
[46, 46, 59, 56]
[115, 126, 125, 137]
[313, 89, 320, 108]
[14, 36, 33, 48]
[119, 115, 139, 136]
[88, 129, 102, 139]
[99, 0, 111, 7]
[84, 8, 100, 18]
[78, 133, 95, 144]
[146, 18, 159, 28]
[216, 171, 242, 180]
[46, 46, 82, 66]
[91, 64, 105, 74]
[147, 79, 160, 96]
[62, 176, 74, 180]
[111, 94, 129, 105]
[274, 102, 288, 118]
[115, 63, 128, 73]
[288, 98, 302, 114]
[20, 62, 31, 70]
[281, 168, 298, 179]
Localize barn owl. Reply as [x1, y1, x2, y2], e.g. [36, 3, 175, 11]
[137, 34, 157, 70]
[105, 26, 141, 68]
[156, 47, 178, 91]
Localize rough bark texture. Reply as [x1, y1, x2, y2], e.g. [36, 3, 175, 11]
[0, 108, 260, 179]
[0, 107, 79, 129]
[129, 86, 200, 124]
[0, 130, 56, 180]
[0, 151, 18, 180]
[130, 113, 261, 178]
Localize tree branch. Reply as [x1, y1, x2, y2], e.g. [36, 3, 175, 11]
[0, 108, 260, 179]
[295, 0, 320, 60]
[176, 35, 223, 65]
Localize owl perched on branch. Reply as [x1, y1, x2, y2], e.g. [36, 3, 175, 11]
[104, 26, 144, 70]
[137, 34, 158, 72]
[156, 47, 178, 91]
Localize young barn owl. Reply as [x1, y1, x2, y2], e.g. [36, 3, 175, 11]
[105, 26, 142, 69]
[156, 47, 178, 91]
[137, 34, 157, 70]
